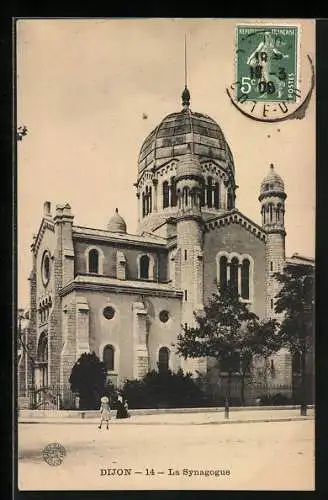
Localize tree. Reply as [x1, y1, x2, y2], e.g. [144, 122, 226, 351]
[237, 317, 281, 404]
[176, 283, 281, 413]
[69, 352, 107, 410]
[274, 262, 314, 415]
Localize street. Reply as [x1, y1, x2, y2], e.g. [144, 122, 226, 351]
[18, 414, 314, 490]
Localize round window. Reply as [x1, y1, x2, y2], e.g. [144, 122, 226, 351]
[159, 310, 169, 323]
[41, 252, 51, 285]
[103, 306, 115, 320]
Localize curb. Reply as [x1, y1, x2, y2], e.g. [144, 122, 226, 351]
[19, 416, 314, 426]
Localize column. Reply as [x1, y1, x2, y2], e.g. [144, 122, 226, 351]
[238, 262, 242, 297]
[220, 181, 226, 209]
[152, 179, 158, 212]
[132, 302, 149, 379]
[76, 298, 90, 358]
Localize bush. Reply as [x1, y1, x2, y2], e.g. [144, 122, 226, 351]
[259, 393, 292, 406]
[69, 352, 108, 410]
[122, 369, 209, 409]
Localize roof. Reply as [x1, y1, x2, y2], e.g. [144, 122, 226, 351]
[138, 107, 234, 176]
[286, 253, 315, 267]
[72, 225, 168, 248]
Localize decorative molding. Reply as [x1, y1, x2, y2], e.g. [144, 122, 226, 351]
[205, 209, 267, 242]
[32, 218, 55, 254]
[58, 276, 183, 299]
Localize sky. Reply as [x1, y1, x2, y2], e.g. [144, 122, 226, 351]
[16, 18, 316, 308]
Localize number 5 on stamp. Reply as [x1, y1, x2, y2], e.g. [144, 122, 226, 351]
[236, 25, 299, 103]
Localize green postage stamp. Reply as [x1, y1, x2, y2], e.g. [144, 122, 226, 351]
[236, 25, 299, 103]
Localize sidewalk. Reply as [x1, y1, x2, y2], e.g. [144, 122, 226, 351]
[19, 407, 315, 425]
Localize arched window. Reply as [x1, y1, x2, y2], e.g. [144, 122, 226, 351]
[88, 249, 99, 274]
[142, 192, 146, 217]
[227, 188, 234, 210]
[230, 257, 239, 296]
[145, 186, 149, 215]
[214, 182, 220, 209]
[37, 332, 48, 388]
[37, 332, 48, 363]
[219, 256, 228, 291]
[103, 345, 115, 372]
[261, 205, 266, 224]
[276, 203, 281, 222]
[149, 187, 152, 213]
[207, 177, 213, 207]
[170, 177, 177, 207]
[163, 181, 170, 208]
[158, 346, 170, 373]
[269, 203, 273, 222]
[241, 259, 250, 299]
[177, 189, 181, 209]
[140, 255, 150, 279]
[183, 186, 188, 206]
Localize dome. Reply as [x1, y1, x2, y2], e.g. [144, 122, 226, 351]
[176, 153, 202, 180]
[260, 164, 285, 196]
[138, 93, 234, 178]
[107, 208, 127, 233]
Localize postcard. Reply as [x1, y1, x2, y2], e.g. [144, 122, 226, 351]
[16, 18, 315, 491]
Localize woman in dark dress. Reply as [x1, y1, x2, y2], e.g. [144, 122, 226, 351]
[116, 393, 130, 419]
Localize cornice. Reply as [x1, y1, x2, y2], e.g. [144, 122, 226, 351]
[59, 275, 183, 299]
[204, 209, 267, 242]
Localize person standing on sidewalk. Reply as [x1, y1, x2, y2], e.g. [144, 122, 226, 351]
[116, 392, 130, 419]
[98, 395, 111, 430]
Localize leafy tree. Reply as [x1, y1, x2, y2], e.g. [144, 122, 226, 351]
[69, 352, 107, 410]
[274, 262, 314, 414]
[176, 283, 282, 410]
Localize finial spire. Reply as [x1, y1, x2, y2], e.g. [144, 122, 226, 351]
[182, 33, 190, 109]
[184, 33, 187, 89]
[270, 163, 274, 170]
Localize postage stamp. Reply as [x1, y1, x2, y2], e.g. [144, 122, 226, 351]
[236, 25, 299, 103]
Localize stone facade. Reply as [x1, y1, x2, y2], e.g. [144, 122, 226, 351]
[19, 91, 313, 407]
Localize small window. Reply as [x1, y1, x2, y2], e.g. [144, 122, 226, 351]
[184, 249, 187, 261]
[103, 306, 115, 320]
[271, 299, 274, 310]
[159, 310, 169, 323]
[89, 249, 99, 274]
[230, 257, 239, 296]
[170, 177, 177, 207]
[103, 345, 115, 371]
[158, 347, 170, 373]
[207, 177, 213, 208]
[270, 261, 273, 272]
[184, 290, 188, 301]
[241, 259, 250, 300]
[219, 256, 228, 291]
[41, 252, 51, 285]
[214, 182, 220, 209]
[163, 182, 170, 208]
[140, 255, 150, 279]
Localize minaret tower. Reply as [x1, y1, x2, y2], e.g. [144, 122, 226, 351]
[259, 163, 287, 318]
[175, 91, 205, 372]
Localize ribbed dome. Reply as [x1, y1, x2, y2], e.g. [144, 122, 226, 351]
[107, 208, 127, 233]
[176, 153, 202, 180]
[138, 108, 234, 177]
[260, 164, 285, 196]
